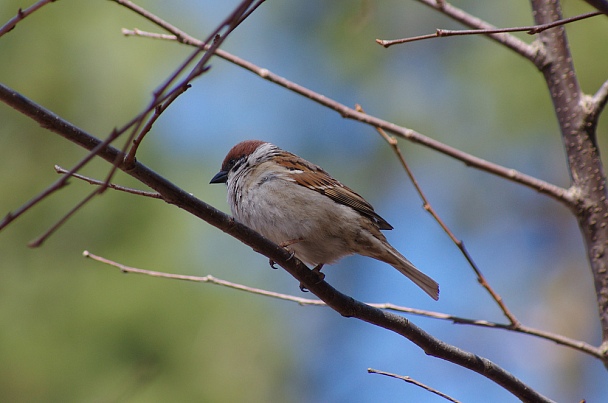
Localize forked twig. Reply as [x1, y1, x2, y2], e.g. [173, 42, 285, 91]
[355, 105, 519, 326]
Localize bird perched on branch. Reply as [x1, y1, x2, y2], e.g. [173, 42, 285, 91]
[210, 140, 439, 300]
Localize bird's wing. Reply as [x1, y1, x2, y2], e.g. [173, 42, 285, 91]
[275, 152, 394, 230]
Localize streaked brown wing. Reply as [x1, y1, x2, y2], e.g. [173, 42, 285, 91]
[277, 153, 393, 230]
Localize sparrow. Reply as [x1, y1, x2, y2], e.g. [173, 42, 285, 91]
[210, 140, 439, 300]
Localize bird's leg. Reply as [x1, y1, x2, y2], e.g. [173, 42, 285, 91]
[299, 263, 325, 292]
[280, 238, 303, 248]
[312, 264, 325, 280]
[268, 238, 302, 269]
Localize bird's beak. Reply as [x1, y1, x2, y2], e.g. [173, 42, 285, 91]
[210, 170, 228, 184]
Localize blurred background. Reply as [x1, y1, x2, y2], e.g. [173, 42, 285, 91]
[1, 0, 607, 401]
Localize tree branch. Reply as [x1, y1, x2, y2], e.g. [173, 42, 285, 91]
[0, 0, 56, 38]
[375, 11, 601, 47]
[531, 0, 608, 358]
[584, 0, 608, 14]
[0, 83, 554, 402]
[54, 165, 161, 198]
[0, 0, 259, 243]
[410, 0, 537, 61]
[83, 249, 605, 361]
[358, 104, 519, 325]
[368, 368, 461, 403]
[116, 21, 573, 207]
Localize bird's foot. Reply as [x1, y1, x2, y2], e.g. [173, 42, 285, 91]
[299, 264, 325, 292]
[269, 238, 302, 270]
[268, 249, 296, 270]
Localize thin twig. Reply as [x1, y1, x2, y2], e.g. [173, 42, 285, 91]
[117, 0, 259, 166]
[83, 250, 603, 360]
[376, 11, 601, 48]
[412, 0, 535, 61]
[368, 368, 461, 403]
[0, 0, 56, 37]
[83, 250, 327, 304]
[54, 165, 162, 198]
[0, 128, 123, 231]
[28, 190, 99, 247]
[117, 26, 573, 207]
[356, 105, 519, 326]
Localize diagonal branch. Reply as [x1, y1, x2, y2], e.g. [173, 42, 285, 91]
[0, 0, 56, 38]
[116, 23, 573, 207]
[357, 104, 519, 326]
[1, 0, 261, 246]
[368, 369, 461, 403]
[584, 0, 608, 14]
[0, 85, 554, 402]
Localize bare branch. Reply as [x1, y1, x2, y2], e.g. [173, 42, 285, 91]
[411, 0, 536, 61]
[28, 190, 99, 248]
[584, 0, 608, 14]
[115, 27, 573, 207]
[0, 0, 56, 38]
[84, 249, 604, 361]
[0, 124, 122, 231]
[83, 250, 325, 303]
[368, 369, 461, 403]
[54, 165, 161, 198]
[531, 0, 608, 355]
[356, 104, 519, 326]
[117, 0, 261, 166]
[1, 0, 260, 245]
[376, 11, 601, 47]
[590, 79, 608, 120]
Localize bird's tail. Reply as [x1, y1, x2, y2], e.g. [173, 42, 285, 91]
[384, 246, 439, 300]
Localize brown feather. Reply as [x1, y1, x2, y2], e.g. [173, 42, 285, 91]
[275, 152, 394, 230]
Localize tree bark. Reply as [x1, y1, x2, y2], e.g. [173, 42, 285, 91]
[531, 0, 608, 357]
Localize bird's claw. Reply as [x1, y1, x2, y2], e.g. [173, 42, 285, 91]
[269, 249, 295, 270]
[299, 264, 325, 292]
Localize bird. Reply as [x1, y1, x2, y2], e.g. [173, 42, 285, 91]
[210, 140, 439, 300]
